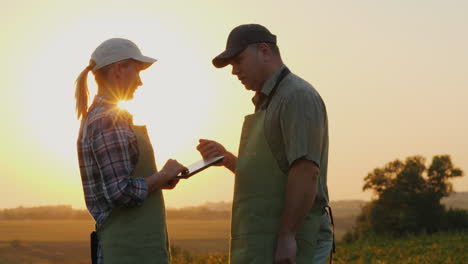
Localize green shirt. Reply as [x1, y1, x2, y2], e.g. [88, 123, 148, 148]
[253, 65, 330, 206]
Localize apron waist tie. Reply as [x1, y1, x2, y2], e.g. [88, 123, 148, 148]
[324, 205, 335, 264]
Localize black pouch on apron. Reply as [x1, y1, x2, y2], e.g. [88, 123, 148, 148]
[90, 230, 98, 264]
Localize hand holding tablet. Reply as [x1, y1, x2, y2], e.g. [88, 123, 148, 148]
[177, 156, 224, 179]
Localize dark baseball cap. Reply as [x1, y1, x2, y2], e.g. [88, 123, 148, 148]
[212, 24, 277, 68]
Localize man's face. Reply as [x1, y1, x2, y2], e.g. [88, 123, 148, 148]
[229, 45, 264, 91]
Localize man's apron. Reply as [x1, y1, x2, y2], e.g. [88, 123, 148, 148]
[230, 68, 322, 263]
[97, 125, 170, 264]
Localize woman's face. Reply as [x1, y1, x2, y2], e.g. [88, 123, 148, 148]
[118, 60, 143, 101]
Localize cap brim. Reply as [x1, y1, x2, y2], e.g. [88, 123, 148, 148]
[134, 55, 157, 70]
[212, 46, 245, 68]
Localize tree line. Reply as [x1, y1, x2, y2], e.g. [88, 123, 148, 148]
[0, 205, 231, 220]
[0, 205, 91, 220]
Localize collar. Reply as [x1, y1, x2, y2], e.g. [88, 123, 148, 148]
[260, 64, 287, 97]
[251, 64, 287, 108]
[90, 95, 134, 123]
[92, 95, 118, 107]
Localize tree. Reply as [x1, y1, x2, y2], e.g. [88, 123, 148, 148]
[355, 155, 463, 237]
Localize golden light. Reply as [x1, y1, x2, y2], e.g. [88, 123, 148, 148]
[13, 3, 246, 208]
[3, 0, 468, 209]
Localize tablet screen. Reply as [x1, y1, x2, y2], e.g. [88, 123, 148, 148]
[177, 156, 224, 179]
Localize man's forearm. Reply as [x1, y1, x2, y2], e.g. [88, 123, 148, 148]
[278, 159, 319, 236]
[224, 151, 238, 173]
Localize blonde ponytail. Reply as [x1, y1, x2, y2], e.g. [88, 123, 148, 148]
[75, 60, 96, 120]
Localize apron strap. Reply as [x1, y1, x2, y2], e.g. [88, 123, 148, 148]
[258, 67, 291, 111]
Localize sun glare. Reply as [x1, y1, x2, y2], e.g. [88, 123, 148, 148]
[18, 7, 223, 188]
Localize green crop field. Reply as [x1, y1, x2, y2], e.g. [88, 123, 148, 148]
[171, 231, 468, 264]
[332, 231, 468, 264]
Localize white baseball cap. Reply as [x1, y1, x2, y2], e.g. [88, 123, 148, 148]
[91, 38, 157, 71]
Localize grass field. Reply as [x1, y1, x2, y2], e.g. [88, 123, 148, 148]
[1, 220, 466, 264]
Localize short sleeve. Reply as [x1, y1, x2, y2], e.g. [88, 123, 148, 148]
[279, 89, 326, 168]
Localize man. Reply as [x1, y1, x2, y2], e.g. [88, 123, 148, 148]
[197, 24, 332, 263]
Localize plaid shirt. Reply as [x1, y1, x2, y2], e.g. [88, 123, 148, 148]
[77, 96, 149, 263]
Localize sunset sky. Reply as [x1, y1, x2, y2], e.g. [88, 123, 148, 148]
[1, 0, 467, 209]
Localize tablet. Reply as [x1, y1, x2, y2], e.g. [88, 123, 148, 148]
[177, 156, 224, 179]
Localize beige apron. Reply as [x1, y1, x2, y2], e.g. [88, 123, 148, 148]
[97, 125, 170, 263]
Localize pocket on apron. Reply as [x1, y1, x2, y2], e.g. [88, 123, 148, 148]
[295, 209, 321, 263]
[296, 236, 317, 262]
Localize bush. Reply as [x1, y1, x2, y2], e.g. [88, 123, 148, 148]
[342, 230, 358, 244]
[443, 208, 468, 231]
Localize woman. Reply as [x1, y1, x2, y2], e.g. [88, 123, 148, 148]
[75, 38, 186, 264]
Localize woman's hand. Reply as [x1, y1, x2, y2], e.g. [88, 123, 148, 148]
[160, 159, 188, 178]
[147, 159, 187, 191]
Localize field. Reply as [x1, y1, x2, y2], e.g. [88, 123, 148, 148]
[332, 231, 468, 264]
[0, 220, 467, 264]
[171, 231, 468, 264]
[0, 219, 229, 264]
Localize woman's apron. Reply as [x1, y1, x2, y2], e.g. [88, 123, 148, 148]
[230, 68, 322, 264]
[97, 125, 170, 264]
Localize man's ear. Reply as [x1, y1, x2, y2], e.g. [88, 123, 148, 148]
[258, 43, 272, 62]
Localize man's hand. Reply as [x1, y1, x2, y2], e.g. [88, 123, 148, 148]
[274, 232, 297, 264]
[196, 139, 227, 161]
[196, 139, 237, 173]
[275, 159, 319, 263]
